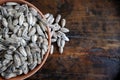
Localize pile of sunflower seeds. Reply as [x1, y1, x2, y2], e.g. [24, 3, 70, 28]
[43, 13, 69, 54]
[0, 2, 69, 79]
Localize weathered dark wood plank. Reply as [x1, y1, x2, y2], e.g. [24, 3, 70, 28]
[26, 0, 120, 80]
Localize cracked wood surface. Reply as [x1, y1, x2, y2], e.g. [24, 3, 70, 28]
[26, 0, 120, 80]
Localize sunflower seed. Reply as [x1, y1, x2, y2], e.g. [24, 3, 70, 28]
[59, 46, 63, 54]
[42, 44, 48, 52]
[22, 62, 28, 74]
[22, 35, 30, 41]
[44, 13, 50, 19]
[22, 26, 28, 38]
[15, 51, 26, 65]
[37, 13, 42, 20]
[2, 18, 8, 27]
[56, 31, 64, 37]
[29, 43, 38, 48]
[27, 55, 33, 65]
[18, 5, 26, 12]
[31, 47, 40, 54]
[39, 21, 47, 32]
[8, 9, 17, 17]
[36, 24, 44, 36]
[24, 4, 29, 16]
[6, 2, 18, 6]
[27, 12, 33, 25]
[4, 54, 13, 60]
[7, 61, 13, 68]
[51, 38, 57, 43]
[4, 72, 17, 79]
[15, 5, 20, 10]
[7, 50, 13, 55]
[4, 34, 9, 39]
[28, 27, 36, 36]
[26, 46, 33, 64]
[41, 49, 45, 56]
[23, 22, 28, 27]
[14, 12, 23, 18]
[60, 28, 69, 33]
[8, 38, 16, 45]
[36, 52, 41, 64]
[38, 21, 48, 38]
[52, 31, 58, 39]
[31, 34, 38, 43]
[19, 46, 27, 57]
[55, 24, 61, 30]
[57, 38, 61, 47]
[49, 18, 54, 24]
[14, 54, 21, 68]
[25, 46, 32, 56]
[38, 36, 43, 43]
[44, 32, 48, 39]
[15, 69, 23, 75]
[0, 66, 7, 73]
[61, 34, 69, 41]
[50, 45, 54, 54]
[55, 14, 61, 23]
[13, 25, 20, 33]
[29, 61, 37, 70]
[1, 72, 5, 77]
[47, 14, 53, 23]
[32, 16, 37, 26]
[29, 7, 37, 16]
[43, 38, 48, 45]
[19, 13, 24, 26]
[2, 59, 10, 66]
[1, 7, 8, 17]
[17, 28, 23, 37]
[61, 39, 65, 47]
[40, 18, 48, 26]
[28, 25, 32, 32]
[32, 53, 37, 63]
[11, 34, 17, 38]
[19, 38, 27, 46]
[2, 27, 9, 39]
[8, 17, 14, 31]
[9, 45, 16, 51]
[61, 19, 66, 27]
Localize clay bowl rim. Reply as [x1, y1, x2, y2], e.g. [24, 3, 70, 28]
[0, 0, 51, 80]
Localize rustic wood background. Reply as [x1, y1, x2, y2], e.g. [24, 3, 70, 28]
[26, 0, 120, 80]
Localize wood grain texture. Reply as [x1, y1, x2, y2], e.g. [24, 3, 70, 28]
[26, 0, 120, 80]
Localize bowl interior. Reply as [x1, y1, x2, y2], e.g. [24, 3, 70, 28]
[0, 0, 51, 80]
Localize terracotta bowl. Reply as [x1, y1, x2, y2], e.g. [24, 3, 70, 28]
[0, 0, 51, 80]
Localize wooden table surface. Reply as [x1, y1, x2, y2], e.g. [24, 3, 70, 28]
[26, 0, 120, 80]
